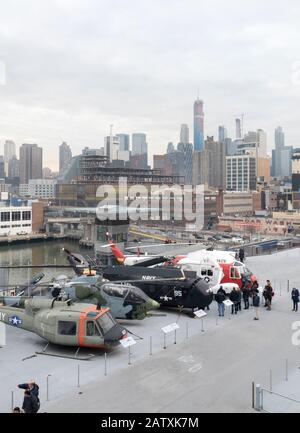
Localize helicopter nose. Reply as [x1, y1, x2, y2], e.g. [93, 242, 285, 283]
[190, 280, 213, 309]
[146, 299, 160, 311]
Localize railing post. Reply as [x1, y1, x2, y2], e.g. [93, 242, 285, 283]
[77, 364, 80, 388]
[254, 384, 262, 411]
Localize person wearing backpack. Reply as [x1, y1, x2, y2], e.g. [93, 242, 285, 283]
[263, 280, 274, 311]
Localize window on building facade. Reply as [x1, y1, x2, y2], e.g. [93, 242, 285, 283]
[22, 211, 31, 221]
[1, 212, 10, 222]
[12, 212, 21, 221]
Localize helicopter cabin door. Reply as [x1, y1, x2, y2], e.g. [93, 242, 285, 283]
[56, 319, 78, 346]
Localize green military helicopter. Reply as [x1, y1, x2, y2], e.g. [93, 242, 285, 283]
[0, 297, 127, 357]
[5, 273, 160, 320]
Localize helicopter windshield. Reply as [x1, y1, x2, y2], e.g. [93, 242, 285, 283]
[97, 313, 116, 334]
[125, 288, 146, 303]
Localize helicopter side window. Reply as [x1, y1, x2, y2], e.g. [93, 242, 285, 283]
[58, 321, 77, 336]
[86, 321, 101, 337]
[230, 267, 241, 279]
[235, 268, 241, 278]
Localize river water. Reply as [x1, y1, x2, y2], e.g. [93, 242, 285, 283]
[0, 240, 88, 287]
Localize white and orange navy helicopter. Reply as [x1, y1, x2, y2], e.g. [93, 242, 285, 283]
[106, 241, 257, 293]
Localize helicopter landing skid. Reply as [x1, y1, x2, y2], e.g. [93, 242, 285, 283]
[35, 343, 95, 361]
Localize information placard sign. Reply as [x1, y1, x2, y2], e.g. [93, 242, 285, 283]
[162, 323, 180, 334]
[194, 309, 207, 318]
[120, 336, 137, 348]
[223, 300, 234, 307]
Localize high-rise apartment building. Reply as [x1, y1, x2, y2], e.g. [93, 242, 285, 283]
[104, 135, 120, 162]
[0, 156, 5, 178]
[177, 142, 193, 184]
[59, 142, 72, 172]
[132, 133, 148, 167]
[272, 126, 292, 178]
[218, 126, 227, 143]
[116, 134, 130, 151]
[192, 137, 226, 189]
[194, 98, 204, 151]
[8, 156, 20, 179]
[4, 140, 16, 163]
[19, 143, 43, 184]
[226, 154, 257, 192]
[235, 118, 242, 139]
[180, 124, 189, 145]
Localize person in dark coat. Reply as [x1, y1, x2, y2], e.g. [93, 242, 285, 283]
[236, 288, 242, 311]
[239, 248, 245, 263]
[18, 380, 40, 412]
[229, 287, 239, 314]
[291, 288, 300, 312]
[253, 292, 260, 320]
[22, 390, 39, 414]
[242, 286, 250, 309]
[215, 287, 226, 316]
[250, 280, 259, 306]
[263, 280, 274, 311]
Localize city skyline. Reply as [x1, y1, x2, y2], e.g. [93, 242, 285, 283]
[1, 1, 300, 169]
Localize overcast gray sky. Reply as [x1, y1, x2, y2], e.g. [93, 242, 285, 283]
[1, 0, 300, 170]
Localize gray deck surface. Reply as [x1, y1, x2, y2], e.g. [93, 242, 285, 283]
[2, 248, 300, 413]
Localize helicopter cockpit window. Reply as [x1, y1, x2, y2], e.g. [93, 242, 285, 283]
[86, 321, 101, 337]
[58, 321, 77, 336]
[125, 290, 143, 303]
[102, 284, 128, 298]
[97, 313, 115, 334]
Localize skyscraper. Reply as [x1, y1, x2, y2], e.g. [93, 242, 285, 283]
[19, 143, 43, 184]
[218, 126, 227, 143]
[0, 156, 5, 178]
[235, 119, 242, 139]
[194, 98, 204, 151]
[59, 142, 72, 173]
[167, 142, 175, 154]
[8, 156, 20, 179]
[116, 134, 130, 151]
[104, 135, 120, 162]
[272, 126, 292, 178]
[275, 126, 285, 149]
[4, 140, 16, 163]
[180, 124, 189, 145]
[177, 142, 193, 184]
[132, 133, 148, 167]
